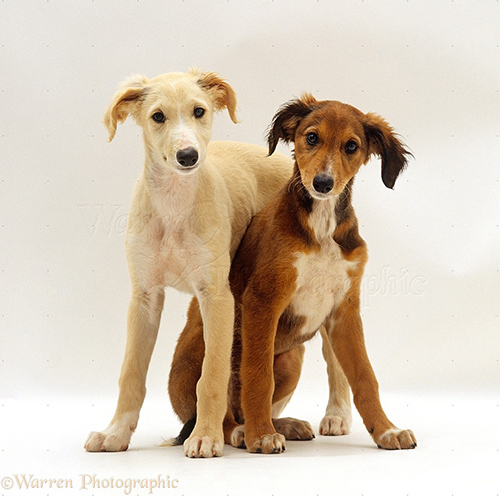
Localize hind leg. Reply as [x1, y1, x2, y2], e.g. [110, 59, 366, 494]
[271, 345, 314, 441]
[224, 411, 246, 448]
[168, 298, 205, 424]
[318, 325, 352, 436]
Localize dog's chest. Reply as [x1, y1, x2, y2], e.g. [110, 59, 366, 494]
[149, 175, 210, 290]
[153, 210, 216, 293]
[130, 194, 211, 293]
[290, 239, 353, 334]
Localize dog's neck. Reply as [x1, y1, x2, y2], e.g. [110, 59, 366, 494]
[308, 197, 337, 242]
[286, 164, 357, 250]
[144, 151, 200, 220]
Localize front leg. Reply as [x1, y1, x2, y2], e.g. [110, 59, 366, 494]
[85, 287, 164, 452]
[183, 267, 235, 458]
[240, 286, 293, 454]
[327, 296, 416, 450]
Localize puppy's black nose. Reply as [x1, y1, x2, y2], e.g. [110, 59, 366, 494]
[176, 147, 199, 167]
[312, 174, 334, 194]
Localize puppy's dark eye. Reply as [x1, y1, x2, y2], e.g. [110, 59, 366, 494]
[345, 140, 358, 154]
[306, 132, 319, 146]
[194, 107, 205, 118]
[152, 112, 165, 123]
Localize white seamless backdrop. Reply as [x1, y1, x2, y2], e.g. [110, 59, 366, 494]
[0, 1, 498, 495]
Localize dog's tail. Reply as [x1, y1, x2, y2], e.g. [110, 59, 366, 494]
[160, 416, 197, 447]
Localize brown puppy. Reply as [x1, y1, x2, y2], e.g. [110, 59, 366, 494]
[169, 95, 416, 454]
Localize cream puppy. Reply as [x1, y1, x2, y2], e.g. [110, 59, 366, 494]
[84, 69, 292, 457]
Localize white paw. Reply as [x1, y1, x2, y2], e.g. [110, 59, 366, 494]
[375, 427, 417, 450]
[319, 415, 351, 436]
[84, 413, 137, 452]
[84, 426, 131, 452]
[246, 432, 286, 454]
[184, 435, 224, 458]
[230, 425, 246, 448]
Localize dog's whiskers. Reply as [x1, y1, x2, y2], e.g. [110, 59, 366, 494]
[287, 174, 307, 196]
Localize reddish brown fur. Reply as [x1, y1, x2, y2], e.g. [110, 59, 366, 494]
[169, 95, 416, 453]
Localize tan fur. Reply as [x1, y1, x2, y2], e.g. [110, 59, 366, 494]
[84, 70, 293, 458]
[169, 95, 416, 454]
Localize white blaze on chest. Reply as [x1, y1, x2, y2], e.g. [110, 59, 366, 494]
[290, 199, 355, 334]
[292, 242, 353, 334]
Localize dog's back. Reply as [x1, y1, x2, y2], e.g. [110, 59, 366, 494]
[208, 141, 293, 258]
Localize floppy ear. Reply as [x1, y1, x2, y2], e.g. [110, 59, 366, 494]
[267, 94, 316, 155]
[364, 113, 412, 189]
[195, 69, 238, 123]
[103, 74, 149, 142]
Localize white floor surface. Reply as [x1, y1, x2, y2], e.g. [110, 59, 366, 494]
[1, 391, 498, 496]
